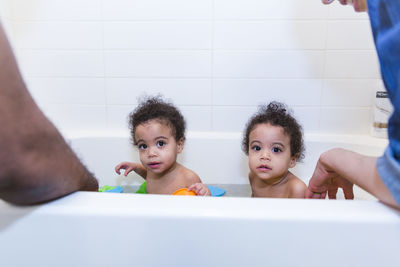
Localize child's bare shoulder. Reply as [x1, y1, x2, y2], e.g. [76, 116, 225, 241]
[180, 166, 202, 184]
[287, 173, 306, 198]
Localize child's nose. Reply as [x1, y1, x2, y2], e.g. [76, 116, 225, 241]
[148, 146, 158, 157]
[260, 150, 271, 160]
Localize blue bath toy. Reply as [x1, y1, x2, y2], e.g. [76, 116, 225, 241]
[208, 185, 226, 197]
[99, 185, 123, 193]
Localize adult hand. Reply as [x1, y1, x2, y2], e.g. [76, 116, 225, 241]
[321, 0, 368, 12]
[306, 150, 354, 199]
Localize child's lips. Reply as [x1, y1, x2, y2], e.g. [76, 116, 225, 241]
[148, 162, 161, 169]
[257, 165, 271, 172]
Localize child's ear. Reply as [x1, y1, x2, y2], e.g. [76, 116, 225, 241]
[177, 138, 184, 153]
[289, 155, 298, 168]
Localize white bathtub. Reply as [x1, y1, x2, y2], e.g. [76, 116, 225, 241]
[69, 131, 389, 199]
[1, 131, 399, 267]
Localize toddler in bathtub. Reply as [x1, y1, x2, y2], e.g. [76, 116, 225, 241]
[242, 101, 306, 198]
[115, 96, 210, 196]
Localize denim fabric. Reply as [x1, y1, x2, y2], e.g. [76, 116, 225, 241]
[368, 0, 400, 204]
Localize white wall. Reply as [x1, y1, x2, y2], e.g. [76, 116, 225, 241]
[3, 0, 379, 135]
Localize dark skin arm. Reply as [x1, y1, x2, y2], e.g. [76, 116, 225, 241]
[0, 23, 98, 205]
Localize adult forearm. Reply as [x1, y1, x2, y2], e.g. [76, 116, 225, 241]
[0, 23, 98, 205]
[321, 148, 397, 207]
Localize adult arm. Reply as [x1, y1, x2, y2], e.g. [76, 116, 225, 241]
[0, 23, 98, 205]
[306, 149, 398, 208]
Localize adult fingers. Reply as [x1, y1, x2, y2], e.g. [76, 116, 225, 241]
[343, 186, 354, 199]
[328, 186, 338, 199]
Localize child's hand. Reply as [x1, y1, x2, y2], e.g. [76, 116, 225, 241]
[188, 183, 211, 196]
[115, 162, 147, 178]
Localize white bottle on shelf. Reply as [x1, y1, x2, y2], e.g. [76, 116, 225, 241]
[372, 80, 393, 138]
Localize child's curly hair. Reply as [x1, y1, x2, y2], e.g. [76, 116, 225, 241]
[129, 96, 186, 145]
[242, 101, 305, 161]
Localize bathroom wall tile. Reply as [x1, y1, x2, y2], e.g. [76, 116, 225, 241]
[106, 78, 212, 106]
[12, 0, 102, 21]
[214, 0, 328, 19]
[291, 107, 321, 133]
[213, 106, 320, 134]
[327, 2, 369, 20]
[213, 51, 324, 78]
[107, 105, 213, 132]
[0, 0, 12, 19]
[214, 21, 326, 50]
[179, 106, 213, 131]
[1, 19, 14, 45]
[213, 79, 322, 106]
[107, 105, 133, 132]
[325, 51, 380, 79]
[25, 77, 106, 105]
[16, 50, 104, 77]
[103, 0, 212, 20]
[104, 22, 212, 50]
[320, 107, 372, 134]
[322, 79, 376, 107]
[41, 104, 107, 132]
[105, 51, 212, 78]
[14, 22, 103, 49]
[212, 106, 258, 132]
[327, 20, 374, 50]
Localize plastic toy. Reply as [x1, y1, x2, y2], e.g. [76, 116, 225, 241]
[172, 188, 197, 196]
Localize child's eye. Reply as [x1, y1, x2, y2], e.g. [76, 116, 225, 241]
[157, 141, 165, 147]
[251, 145, 261, 151]
[138, 144, 147, 150]
[272, 147, 282, 153]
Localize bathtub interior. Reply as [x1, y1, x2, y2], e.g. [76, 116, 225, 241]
[68, 131, 388, 200]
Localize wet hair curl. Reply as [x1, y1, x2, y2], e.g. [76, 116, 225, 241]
[241, 101, 305, 161]
[129, 96, 186, 145]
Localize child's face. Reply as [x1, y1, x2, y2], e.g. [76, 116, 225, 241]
[248, 123, 297, 183]
[135, 120, 183, 175]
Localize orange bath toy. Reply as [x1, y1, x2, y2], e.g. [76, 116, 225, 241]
[172, 188, 197, 196]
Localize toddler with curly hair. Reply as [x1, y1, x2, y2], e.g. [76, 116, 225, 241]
[242, 101, 306, 198]
[115, 96, 210, 196]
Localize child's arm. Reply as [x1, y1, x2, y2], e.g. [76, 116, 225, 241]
[185, 170, 210, 196]
[188, 183, 211, 196]
[115, 162, 147, 179]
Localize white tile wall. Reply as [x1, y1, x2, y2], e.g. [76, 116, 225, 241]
[320, 107, 372, 134]
[214, 51, 325, 78]
[214, 21, 326, 50]
[26, 77, 106, 105]
[0, 0, 12, 20]
[2, 0, 380, 136]
[106, 78, 212, 106]
[325, 51, 380, 78]
[103, 0, 213, 20]
[14, 22, 103, 49]
[12, 0, 102, 21]
[213, 79, 322, 106]
[105, 51, 212, 78]
[214, 0, 329, 20]
[327, 20, 375, 50]
[16, 50, 104, 77]
[104, 22, 212, 50]
[42, 104, 107, 132]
